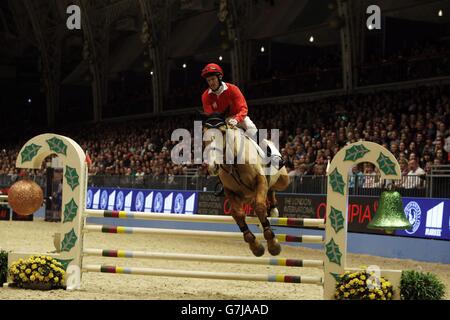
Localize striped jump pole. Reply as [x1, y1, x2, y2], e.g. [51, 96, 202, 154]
[83, 264, 323, 285]
[84, 209, 325, 229]
[83, 248, 325, 268]
[83, 225, 324, 244]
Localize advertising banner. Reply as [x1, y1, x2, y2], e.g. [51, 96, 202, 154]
[197, 192, 386, 235]
[85, 188, 449, 241]
[395, 198, 450, 241]
[86, 187, 197, 214]
[196, 192, 449, 240]
[197, 193, 227, 216]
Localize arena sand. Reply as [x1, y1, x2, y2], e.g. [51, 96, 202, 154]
[0, 220, 449, 300]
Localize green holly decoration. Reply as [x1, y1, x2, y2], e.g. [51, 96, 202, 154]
[329, 168, 345, 195]
[377, 153, 397, 175]
[65, 166, 79, 191]
[47, 137, 68, 156]
[329, 207, 345, 234]
[325, 238, 342, 266]
[61, 229, 78, 252]
[330, 272, 341, 282]
[63, 199, 78, 223]
[55, 258, 73, 271]
[344, 144, 370, 162]
[20, 144, 42, 164]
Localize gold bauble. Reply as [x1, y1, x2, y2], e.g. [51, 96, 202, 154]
[8, 180, 43, 216]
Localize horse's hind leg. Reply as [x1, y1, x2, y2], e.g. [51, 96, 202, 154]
[267, 189, 279, 217]
[271, 170, 290, 191]
[255, 175, 281, 256]
[267, 171, 290, 218]
[225, 188, 265, 257]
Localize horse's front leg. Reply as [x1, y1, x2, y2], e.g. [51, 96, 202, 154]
[225, 188, 265, 257]
[255, 175, 281, 256]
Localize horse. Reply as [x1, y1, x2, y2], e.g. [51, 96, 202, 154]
[202, 112, 290, 256]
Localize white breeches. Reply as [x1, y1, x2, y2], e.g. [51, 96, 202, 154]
[237, 116, 258, 141]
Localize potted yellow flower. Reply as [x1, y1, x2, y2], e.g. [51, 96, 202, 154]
[335, 268, 394, 300]
[9, 255, 66, 290]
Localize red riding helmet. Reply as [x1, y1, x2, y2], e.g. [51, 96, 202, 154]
[201, 63, 224, 78]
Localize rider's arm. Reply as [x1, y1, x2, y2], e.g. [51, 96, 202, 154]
[229, 85, 248, 123]
[202, 91, 213, 114]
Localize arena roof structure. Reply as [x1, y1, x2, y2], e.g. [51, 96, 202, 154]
[0, 0, 449, 124]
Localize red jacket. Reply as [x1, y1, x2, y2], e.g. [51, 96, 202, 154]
[202, 82, 248, 122]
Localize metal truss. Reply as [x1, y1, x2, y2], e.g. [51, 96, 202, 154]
[224, 0, 253, 86]
[138, 0, 172, 113]
[21, 0, 63, 126]
[75, 0, 112, 122]
[7, 0, 38, 54]
[337, 0, 364, 92]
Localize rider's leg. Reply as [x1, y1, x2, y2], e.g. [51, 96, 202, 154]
[236, 116, 265, 158]
[237, 116, 284, 170]
[241, 118, 285, 171]
[259, 139, 285, 170]
[237, 116, 258, 142]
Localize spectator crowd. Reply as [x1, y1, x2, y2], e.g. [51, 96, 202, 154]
[1, 84, 449, 190]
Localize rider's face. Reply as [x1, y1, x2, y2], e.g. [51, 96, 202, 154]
[206, 75, 220, 91]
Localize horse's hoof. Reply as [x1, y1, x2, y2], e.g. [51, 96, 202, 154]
[250, 243, 265, 257]
[269, 207, 279, 217]
[267, 240, 282, 256]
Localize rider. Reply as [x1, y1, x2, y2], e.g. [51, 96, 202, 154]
[201, 63, 284, 171]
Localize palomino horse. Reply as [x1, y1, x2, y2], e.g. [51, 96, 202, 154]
[202, 113, 290, 256]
